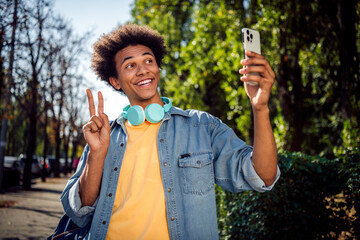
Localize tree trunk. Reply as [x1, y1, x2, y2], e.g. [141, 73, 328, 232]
[23, 72, 38, 190]
[0, 25, 5, 104]
[53, 119, 61, 178]
[277, 29, 304, 151]
[63, 132, 69, 175]
[41, 99, 48, 182]
[334, 0, 358, 118]
[0, 0, 18, 191]
[289, 52, 303, 151]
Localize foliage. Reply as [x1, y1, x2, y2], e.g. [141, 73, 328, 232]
[255, 0, 360, 156]
[130, 2, 360, 234]
[216, 150, 359, 239]
[131, 0, 360, 157]
[132, 0, 251, 138]
[338, 149, 360, 238]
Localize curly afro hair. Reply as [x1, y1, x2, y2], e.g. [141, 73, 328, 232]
[91, 24, 167, 92]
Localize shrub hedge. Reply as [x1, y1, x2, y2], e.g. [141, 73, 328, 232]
[216, 149, 360, 239]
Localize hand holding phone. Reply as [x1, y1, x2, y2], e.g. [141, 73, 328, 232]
[241, 28, 261, 86]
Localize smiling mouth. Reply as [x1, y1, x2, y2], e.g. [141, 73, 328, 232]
[136, 78, 153, 86]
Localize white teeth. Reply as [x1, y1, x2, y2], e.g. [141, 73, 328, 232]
[137, 79, 152, 85]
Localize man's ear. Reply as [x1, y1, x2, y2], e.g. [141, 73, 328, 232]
[109, 77, 121, 90]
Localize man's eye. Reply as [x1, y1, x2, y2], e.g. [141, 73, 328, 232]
[126, 64, 134, 69]
[146, 59, 153, 64]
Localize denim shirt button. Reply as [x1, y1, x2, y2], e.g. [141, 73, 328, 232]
[171, 217, 175, 221]
[114, 167, 118, 171]
[120, 143, 124, 147]
[102, 221, 106, 225]
[108, 193, 112, 197]
[164, 162, 168, 166]
[167, 188, 171, 192]
[160, 139, 164, 143]
[197, 160, 201, 164]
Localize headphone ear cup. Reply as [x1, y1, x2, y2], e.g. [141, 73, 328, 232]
[145, 103, 165, 123]
[122, 98, 171, 125]
[127, 105, 145, 126]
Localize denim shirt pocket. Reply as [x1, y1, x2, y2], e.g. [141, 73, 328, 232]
[178, 152, 215, 195]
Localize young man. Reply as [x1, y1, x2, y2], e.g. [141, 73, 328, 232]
[60, 24, 280, 239]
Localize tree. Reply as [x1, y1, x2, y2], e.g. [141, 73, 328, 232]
[257, 0, 360, 156]
[0, 0, 89, 188]
[64, 78, 87, 173]
[132, 0, 253, 139]
[131, 0, 360, 157]
[0, 0, 18, 191]
[45, 23, 89, 177]
[12, 0, 55, 189]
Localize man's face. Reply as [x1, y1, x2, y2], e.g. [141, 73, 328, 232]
[110, 44, 161, 108]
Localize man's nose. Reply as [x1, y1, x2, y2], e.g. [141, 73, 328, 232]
[136, 64, 149, 76]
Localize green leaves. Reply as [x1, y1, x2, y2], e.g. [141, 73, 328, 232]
[216, 150, 360, 239]
[132, 0, 251, 137]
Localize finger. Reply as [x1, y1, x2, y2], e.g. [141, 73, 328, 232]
[241, 74, 273, 86]
[98, 91, 104, 114]
[266, 64, 276, 79]
[241, 57, 267, 67]
[86, 89, 96, 117]
[240, 66, 266, 75]
[99, 112, 111, 132]
[241, 58, 275, 79]
[240, 75, 260, 84]
[90, 115, 104, 129]
[83, 121, 99, 133]
[89, 121, 100, 133]
[245, 66, 273, 81]
[245, 50, 265, 59]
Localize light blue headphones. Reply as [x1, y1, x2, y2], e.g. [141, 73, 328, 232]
[122, 97, 172, 126]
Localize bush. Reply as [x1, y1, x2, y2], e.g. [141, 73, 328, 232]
[339, 149, 360, 238]
[216, 150, 359, 239]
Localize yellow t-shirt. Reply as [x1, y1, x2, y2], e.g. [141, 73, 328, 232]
[106, 121, 170, 240]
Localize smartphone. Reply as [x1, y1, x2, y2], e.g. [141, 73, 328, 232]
[241, 28, 261, 85]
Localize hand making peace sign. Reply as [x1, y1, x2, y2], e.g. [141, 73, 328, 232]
[82, 89, 111, 154]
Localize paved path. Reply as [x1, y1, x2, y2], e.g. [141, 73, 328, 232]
[0, 177, 69, 240]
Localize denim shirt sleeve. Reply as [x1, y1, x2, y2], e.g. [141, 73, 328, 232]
[68, 180, 98, 216]
[243, 152, 280, 192]
[60, 145, 96, 227]
[210, 117, 280, 193]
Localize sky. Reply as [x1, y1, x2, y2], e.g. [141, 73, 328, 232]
[53, 0, 134, 120]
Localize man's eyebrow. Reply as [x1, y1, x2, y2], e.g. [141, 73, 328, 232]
[142, 52, 154, 57]
[120, 52, 155, 66]
[121, 56, 133, 66]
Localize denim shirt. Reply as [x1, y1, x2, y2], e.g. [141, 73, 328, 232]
[60, 106, 280, 240]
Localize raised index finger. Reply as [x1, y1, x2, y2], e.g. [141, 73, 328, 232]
[86, 89, 96, 117]
[97, 91, 104, 114]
